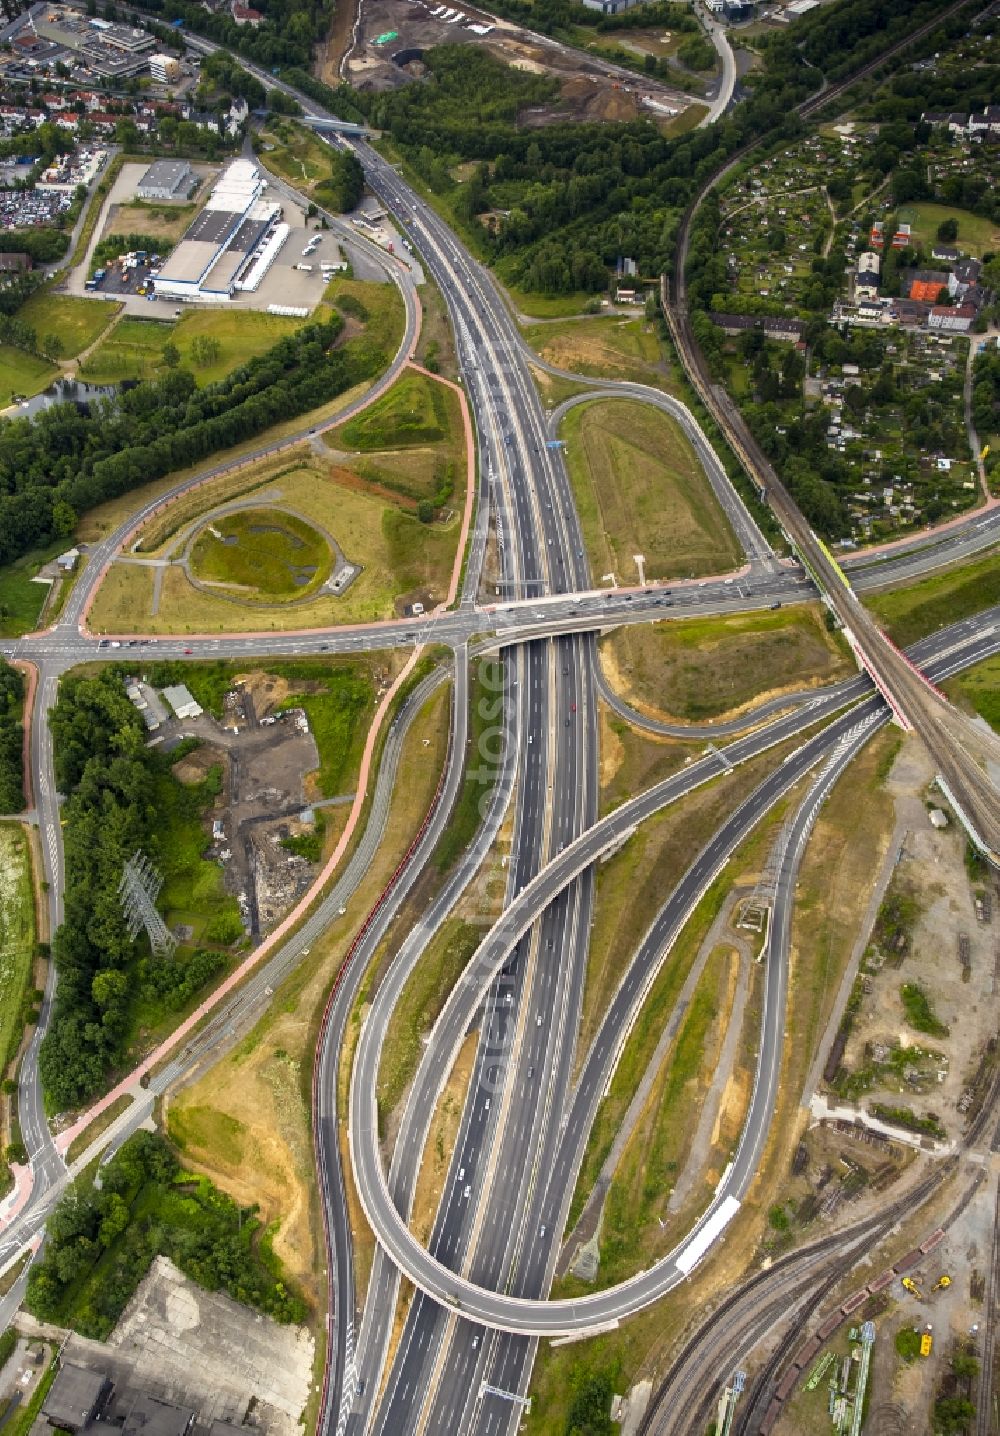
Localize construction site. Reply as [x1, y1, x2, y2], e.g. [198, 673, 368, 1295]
[127, 674, 325, 940]
[328, 0, 696, 126]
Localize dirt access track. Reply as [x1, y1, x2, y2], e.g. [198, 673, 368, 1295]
[329, 0, 693, 125]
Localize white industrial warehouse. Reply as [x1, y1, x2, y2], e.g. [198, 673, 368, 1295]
[153, 159, 288, 304]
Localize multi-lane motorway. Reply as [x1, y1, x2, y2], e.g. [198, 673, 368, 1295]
[1, 41, 999, 1436]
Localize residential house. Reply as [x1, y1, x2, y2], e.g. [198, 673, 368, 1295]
[906, 269, 949, 302]
[890, 297, 932, 325]
[855, 250, 880, 299]
[949, 256, 983, 300]
[230, 1, 264, 23]
[928, 303, 976, 332]
[969, 106, 1000, 138]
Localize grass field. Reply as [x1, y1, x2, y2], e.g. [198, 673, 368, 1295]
[377, 919, 480, 1124]
[663, 102, 709, 136]
[259, 121, 333, 195]
[106, 199, 198, 245]
[866, 551, 1000, 647]
[601, 606, 852, 722]
[501, 284, 597, 320]
[895, 201, 1000, 259]
[0, 824, 36, 1073]
[0, 344, 59, 408]
[189, 508, 333, 601]
[323, 276, 406, 363]
[16, 293, 119, 360]
[945, 654, 1000, 733]
[562, 398, 743, 582]
[0, 542, 64, 637]
[89, 458, 461, 633]
[78, 316, 172, 384]
[523, 316, 669, 389]
[80, 309, 308, 387]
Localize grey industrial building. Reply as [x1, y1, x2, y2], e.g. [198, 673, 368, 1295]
[121, 1394, 195, 1436]
[41, 1364, 113, 1433]
[31, 7, 154, 78]
[136, 159, 196, 202]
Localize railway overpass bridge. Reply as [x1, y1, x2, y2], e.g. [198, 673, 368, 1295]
[662, 287, 1000, 865]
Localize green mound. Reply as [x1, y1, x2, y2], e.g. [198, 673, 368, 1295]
[189, 508, 332, 601]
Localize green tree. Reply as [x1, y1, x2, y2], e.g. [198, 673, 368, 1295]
[189, 334, 222, 367]
[936, 216, 959, 242]
[51, 499, 76, 539]
[161, 340, 180, 368]
[417, 499, 434, 524]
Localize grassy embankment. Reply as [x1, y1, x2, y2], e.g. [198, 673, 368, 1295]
[563, 398, 743, 583]
[602, 604, 853, 724]
[0, 824, 37, 1075]
[946, 655, 1000, 734]
[257, 119, 338, 196]
[0, 347, 59, 410]
[523, 315, 672, 390]
[865, 551, 1000, 647]
[376, 919, 481, 1127]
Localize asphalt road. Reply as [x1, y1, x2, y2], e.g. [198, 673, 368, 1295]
[2, 40, 997, 1433]
[346, 615, 1000, 1336]
[341, 139, 605, 1436]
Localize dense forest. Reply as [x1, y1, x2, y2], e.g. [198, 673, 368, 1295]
[132, 0, 332, 69]
[39, 672, 228, 1109]
[309, 0, 969, 295]
[0, 661, 25, 815]
[40, 670, 156, 1107]
[0, 311, 395, 570]
[26, 1131, 307, 1335]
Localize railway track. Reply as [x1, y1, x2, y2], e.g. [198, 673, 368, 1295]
[732, 1065, 1000, 1434]
[643, 1056, 1000, 1436]
[638, 1161, 952, 1435]
[977, 1180, 1000, 1436]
